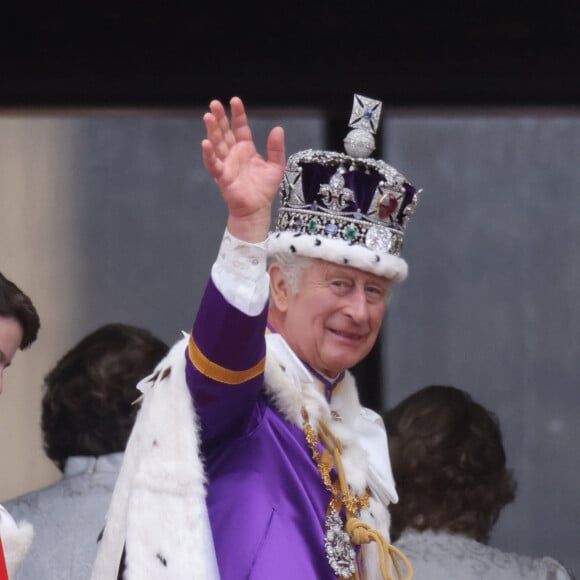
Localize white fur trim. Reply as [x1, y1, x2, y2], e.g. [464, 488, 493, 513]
[91, 336, 219, 580]
[264, 335, 394, 579]
[268, 231, 408, 282]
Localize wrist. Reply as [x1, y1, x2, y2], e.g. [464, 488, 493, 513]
[227, 212, 271, 243]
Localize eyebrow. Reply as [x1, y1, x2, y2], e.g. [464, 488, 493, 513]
[366, 277, 390, 289]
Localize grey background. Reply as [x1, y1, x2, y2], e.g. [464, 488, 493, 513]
[44, 112, 325, 345]
[0, 107, 578, 575]
[385, 112, 580, 574]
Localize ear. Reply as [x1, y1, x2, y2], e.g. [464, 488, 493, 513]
[269, 263, 291, 313]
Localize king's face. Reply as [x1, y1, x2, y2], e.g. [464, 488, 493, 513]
[281, 259, 390, 378]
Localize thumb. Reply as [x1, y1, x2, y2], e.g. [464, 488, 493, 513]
[266, 127, 286, 171]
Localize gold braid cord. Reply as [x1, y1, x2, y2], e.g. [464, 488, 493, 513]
[302, 408, 413, 580]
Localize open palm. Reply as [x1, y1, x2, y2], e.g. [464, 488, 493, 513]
[202, 97, 285, 239]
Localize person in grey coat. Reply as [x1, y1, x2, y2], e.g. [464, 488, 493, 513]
[383, 384, 575, 579]
[4, 323, 168, 580]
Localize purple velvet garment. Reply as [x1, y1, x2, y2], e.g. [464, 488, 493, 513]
[186, 278, 338, 579]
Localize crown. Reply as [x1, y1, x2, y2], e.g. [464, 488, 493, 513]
[268, 94, 421, 282]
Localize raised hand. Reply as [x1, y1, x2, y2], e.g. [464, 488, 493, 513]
[201, 97, 286, 242]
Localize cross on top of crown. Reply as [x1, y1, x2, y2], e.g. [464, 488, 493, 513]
[347, 94, 383, 135]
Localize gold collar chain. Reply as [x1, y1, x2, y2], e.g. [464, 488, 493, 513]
[302, 408, 369, 515]
[301, 407, 413, 580]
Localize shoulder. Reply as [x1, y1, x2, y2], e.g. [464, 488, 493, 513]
[2, 478, 68, 517]
[532, 556, 574, 579]
[395, 530, 574, 580]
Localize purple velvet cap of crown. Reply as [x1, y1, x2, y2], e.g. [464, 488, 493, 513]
[300, 161, 417, 229]
[301, 162, 381, 212]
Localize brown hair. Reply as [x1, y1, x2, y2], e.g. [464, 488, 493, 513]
[0, 272, 40, 349]
[42, 323, 168, 471]
[383, 385, 517, 543]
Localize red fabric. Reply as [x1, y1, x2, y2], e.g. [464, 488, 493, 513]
[0, 536, 9, 580]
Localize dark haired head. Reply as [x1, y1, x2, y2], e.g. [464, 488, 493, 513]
[384, 385, 517, 543]
[0, 272, 40, 349]
[41, 323, 169, 471]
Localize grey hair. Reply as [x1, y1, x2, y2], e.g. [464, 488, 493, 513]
[268, 252, 394, 305]
[268, 253, 315, 294]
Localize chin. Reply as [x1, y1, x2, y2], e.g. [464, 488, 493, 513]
[325, 358, 355, 376]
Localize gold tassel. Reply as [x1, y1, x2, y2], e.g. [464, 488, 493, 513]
[304, 412, 413, 580]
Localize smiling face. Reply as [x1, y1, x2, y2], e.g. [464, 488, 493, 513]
[0, 315, 24, 395]
[269, 259, 391, 378]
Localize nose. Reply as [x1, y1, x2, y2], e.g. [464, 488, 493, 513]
[343, 286, 369, 323]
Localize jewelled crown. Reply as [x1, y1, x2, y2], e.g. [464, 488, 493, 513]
[268, 94, 421, 283]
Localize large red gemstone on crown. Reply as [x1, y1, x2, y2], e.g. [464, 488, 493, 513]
[378, 193, 398, 220]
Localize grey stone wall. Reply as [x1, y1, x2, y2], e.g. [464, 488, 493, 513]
[384, 112, 580, 575]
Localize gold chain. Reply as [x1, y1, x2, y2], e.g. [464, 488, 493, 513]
[302, 408, 369, 515]
[302, 407, 413, 579]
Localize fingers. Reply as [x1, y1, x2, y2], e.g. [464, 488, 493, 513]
[203, 105, 230, 161]
[209, 100, 237, 149]
[229, 96, 253, 143]
[201, 138, 223, 178]
[203, 97, 253, 161]
[201, 96, 285, 182]
[200, 96, 252, 178]
[267, 126, 286, 171]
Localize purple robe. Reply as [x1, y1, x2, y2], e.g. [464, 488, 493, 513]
[186, 278, 342, 579]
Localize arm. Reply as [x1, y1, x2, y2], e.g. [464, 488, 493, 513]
[188, 98, 286, 443]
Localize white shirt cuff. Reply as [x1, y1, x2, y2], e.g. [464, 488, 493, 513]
[210, 228, 270, 316]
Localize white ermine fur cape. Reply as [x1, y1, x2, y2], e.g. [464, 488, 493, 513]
[91, 333, 397, 580]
